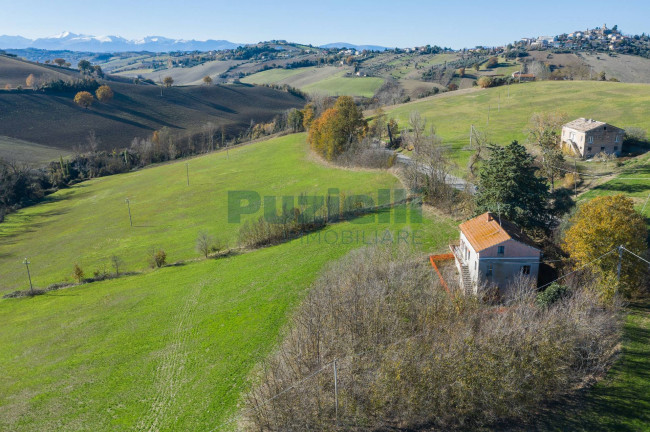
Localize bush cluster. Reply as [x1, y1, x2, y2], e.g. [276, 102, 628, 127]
[243, 247, 621, 431]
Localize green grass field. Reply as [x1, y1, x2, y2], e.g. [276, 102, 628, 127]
[385, 81, 650, 171]
[242, 66, 385, 98]
[533, 298, 650, 431]
[579, 152, 650, 223]
[0, 133, 410, 293]
[240, 67, 307, 85]
[302, 72, 384, 97]
[0, 132, 458, 431]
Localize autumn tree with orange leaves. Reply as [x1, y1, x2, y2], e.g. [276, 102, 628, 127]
[564, 194, 647, 299]
[308, 96, 367, 160]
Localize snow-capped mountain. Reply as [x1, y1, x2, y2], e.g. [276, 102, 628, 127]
[0, 32, 240, 52]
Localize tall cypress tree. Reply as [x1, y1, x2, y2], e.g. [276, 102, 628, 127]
[475, 140, 550, 231]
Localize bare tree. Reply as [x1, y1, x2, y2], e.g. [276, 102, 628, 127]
[467, 126, 491, 181]
[196, 231, 216, 258]
[526, 112, 568, 192]
[203, 122, 217, 152]
[86, 130, 101, 154]
[110, 255, 123, 275]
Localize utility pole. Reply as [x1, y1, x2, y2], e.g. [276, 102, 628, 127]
[333, 359, 339, 427]
[23, 258, 34, 295]
[186, 163, 189, 186]
[498, 93, 500, 112]
[469, 124, 473, 148]
[617, 245, 623, 281]
[487, 105, 490, 126]
[125, 198, 133, 227]
[574, 160, 578, 197]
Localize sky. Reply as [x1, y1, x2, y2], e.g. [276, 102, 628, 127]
[1, 0, 649, 48]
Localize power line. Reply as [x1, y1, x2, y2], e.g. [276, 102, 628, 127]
[538, 247, 618, 290]
[621, 246, 650, 266]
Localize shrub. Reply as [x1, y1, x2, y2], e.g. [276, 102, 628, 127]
[151, 249, 167, 268]
[95, 84, 114, 102]
[73, 264, 84, 283]
[74, 91, 94, 109]
[478, 76, 494, 88]
[486, 57, 499, 68]
[563, 172, 580, 189]
[536, 282, 570, 307]
[242, 246, 620, 431]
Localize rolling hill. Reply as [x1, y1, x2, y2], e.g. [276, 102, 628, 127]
[0, 56, 306, 155]
[0, 135, 69, 165]
[241, 66, 385, 97]
[383, 81, 650, 170]
[0, 132, 457, 431]
[113, 59, 244, 85]
[0, 55, 78, 87]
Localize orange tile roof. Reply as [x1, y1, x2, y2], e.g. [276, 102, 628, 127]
[459, 212, 539, 252]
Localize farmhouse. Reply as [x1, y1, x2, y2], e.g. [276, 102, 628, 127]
[450, 212, 541, 296]
[561, 118, 624, 158]
[511, 71, 536, 82]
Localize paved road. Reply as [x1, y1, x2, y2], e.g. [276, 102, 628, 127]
[393, 152, 476, 194]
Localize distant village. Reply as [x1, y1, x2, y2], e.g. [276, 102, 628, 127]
[516, 24, 628, 52]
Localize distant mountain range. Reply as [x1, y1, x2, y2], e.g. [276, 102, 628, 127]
[319, 42, 390, 51]
[0, 32, 241, 52]
[0, 32, 393, 53]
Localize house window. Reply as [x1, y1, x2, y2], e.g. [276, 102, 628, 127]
[521, 265, 531, 275]
[587, 146, 592, 152]
[497, 246, 505, 256]
[615, 135, 620, 143]
[486, 264, 493, 277]
[588, 136, 594, 144]
[601, 146, 605, 151]
[614, 146, 618, 151]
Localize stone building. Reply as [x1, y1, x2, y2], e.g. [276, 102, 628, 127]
[561, 118, 624, 158]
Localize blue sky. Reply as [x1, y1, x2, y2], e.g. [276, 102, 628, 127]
[2, 0, 649, 48]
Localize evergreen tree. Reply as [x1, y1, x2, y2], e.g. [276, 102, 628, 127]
[475, 141, 550, 231]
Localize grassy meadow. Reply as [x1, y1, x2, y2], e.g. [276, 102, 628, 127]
[580, 151, 650, 226]
[302, 71, 384, 97]
[0, 132, 458, 431]
[384, 81, 650, 171]
[0, 213, 457, 431]
[242, 66, 385, 97]
[0, 133, 410, 293]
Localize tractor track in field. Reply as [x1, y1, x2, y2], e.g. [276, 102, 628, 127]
[135, 281, 204, 431]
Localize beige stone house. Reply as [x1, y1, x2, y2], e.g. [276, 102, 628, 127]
[561, 118, 624, 158]
[450, 212, 541, 296]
